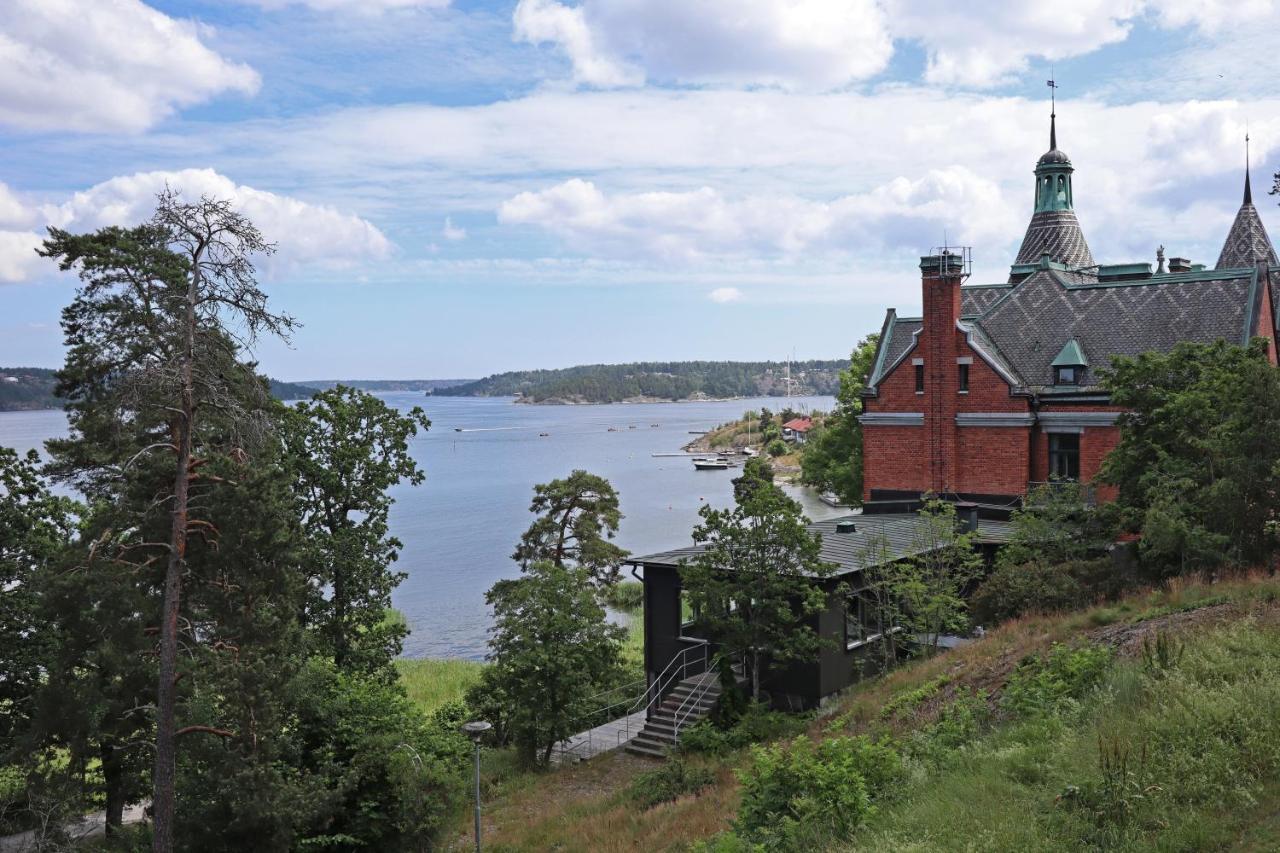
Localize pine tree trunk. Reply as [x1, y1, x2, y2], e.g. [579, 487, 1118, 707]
[102, 741, 124, 836]
[751, 652, 760, 702]
[153, 266, 198, 853]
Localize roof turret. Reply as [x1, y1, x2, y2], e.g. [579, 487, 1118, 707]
[1012, 104, 1095, 274]
[1215, 139, 1278, 270]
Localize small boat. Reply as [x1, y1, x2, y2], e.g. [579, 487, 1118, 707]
[650, 423, 660, 428]
[607, 427, 619, 432]
[454, 427, 464, 432]
[742, 446, 758, 457]
[693, 456, 731, 470]
[539, 432, 550, 437]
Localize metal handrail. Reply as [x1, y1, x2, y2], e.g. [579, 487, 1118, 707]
[671, 651, 740, 739]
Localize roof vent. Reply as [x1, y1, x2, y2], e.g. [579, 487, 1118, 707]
[835, 520, 857, 534]
[1168, 257, 1192, 273]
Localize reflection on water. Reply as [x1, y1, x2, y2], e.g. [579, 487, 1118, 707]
[0, 394, 840, 659]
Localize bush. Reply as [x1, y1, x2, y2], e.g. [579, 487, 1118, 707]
[1001, 643, 1113, 719]
[735, 735, 903, 849]
[680, 704, 808, 756]
[971, 561, 1083, 626]
[902, 691, 990, 765]
[628, 756, 716, 809]
[765, 439, 787, 458]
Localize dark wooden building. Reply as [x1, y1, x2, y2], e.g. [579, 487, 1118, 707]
[629, 512, 1011, 709]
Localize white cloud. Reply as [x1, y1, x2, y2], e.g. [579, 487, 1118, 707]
[890, 0, 1278, 88]
[0, 169, 389, 283]
[498, 168, 1017, 262]
[708, 287, 742, 303]
[0, 0, 259, 133]
[0, 230, 44, 284]
[512, 0, 891, 88]
[442, 216, 467, 241]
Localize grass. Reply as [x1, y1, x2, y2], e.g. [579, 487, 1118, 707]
[444, 570, 1280, 852]
[395, 658, 486, 715]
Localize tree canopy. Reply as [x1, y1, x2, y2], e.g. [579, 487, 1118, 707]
[800, 335, 879, 505]
[512, 469, 629, 584]
[1100, 338, 1280, 574]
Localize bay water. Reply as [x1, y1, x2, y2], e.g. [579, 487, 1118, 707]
[0, 394, 838, 659]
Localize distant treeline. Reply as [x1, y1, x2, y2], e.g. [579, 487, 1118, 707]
[430, 360, 847, 403]
[0, 368, 321, 411]
[299, 379, 474, 393]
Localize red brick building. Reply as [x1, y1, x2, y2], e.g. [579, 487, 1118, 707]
[860, 116, 1280, 511]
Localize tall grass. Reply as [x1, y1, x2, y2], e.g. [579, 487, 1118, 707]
[395, 658, 485, 715]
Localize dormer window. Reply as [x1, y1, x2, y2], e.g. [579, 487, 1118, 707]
[1051, 339, 1088, 387]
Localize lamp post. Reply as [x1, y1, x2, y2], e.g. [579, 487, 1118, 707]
[461, 721, 492, 852]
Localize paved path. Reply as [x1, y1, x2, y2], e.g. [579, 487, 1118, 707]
[551, 710, 647, 765]
[0, 805, 147, 852]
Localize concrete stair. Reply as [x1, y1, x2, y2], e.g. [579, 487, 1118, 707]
[624, 671, 725, 759]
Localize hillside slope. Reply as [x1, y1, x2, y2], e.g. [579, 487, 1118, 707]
[451, 573, 1280, 851]
[0, 368, 321, 411]
[430, 360, 846, 404]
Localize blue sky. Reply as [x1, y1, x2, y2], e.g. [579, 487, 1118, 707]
[1, 0, 1277, 380]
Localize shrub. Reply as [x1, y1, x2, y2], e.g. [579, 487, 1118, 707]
[971, 561, 1083, 625]
[1001, 643, 1113, 719]
[766, 439, 787, 457]
[628, 756, 716, 809]
[680, 704, 808, 756]
[903, 691, 990, 765]
[735, 735, 903, 849]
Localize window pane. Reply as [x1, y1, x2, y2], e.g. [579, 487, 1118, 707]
[915, 364, 924, 392]
[1049, 432, 1080, 480]
[958, 363, 969, 392]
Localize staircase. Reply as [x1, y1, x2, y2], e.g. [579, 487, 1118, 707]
[626, 662, 745, 758]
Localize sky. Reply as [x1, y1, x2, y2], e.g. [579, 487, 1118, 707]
[0, 0, 1278, 380]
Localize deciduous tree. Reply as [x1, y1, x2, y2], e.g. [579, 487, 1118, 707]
[283, 387, 429, 676]
[682, 479, 837, 701]
[800, 335, 879, 505]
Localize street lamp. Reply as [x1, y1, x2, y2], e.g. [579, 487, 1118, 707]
[461, 721, 492, 853]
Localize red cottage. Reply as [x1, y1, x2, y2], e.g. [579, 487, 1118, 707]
[860, 114, 1280, 511]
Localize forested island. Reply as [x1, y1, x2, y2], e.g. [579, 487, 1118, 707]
[429, 360, 847, 403]
[0, 368, 321, 411]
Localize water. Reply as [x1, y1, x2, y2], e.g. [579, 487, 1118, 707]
[0, 394, 839, 659]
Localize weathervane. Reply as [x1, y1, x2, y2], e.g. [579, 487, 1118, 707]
[1047, 77, 1058, 115]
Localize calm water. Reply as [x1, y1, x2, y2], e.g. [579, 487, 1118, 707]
[0, 394, 838, 659]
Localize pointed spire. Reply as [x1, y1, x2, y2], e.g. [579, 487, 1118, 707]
[1243, 133, 1253, 205]
[1048, 77, 1058, 150]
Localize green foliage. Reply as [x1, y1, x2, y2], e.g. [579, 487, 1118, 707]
[730, 456, 774, 505]
[971, 560, 1085, 625]
[628, 756, 716, 810]
[798, 335, 878, 505]
[176, 659, 467, 852]
[1101, 338, 1280, 574]
[735, 735, 903, 850]
[878, 674, 951, 721]
[433, 360, 847, 403]
[512, 470, 629, 585]
[679, 704, 809, 756]
[682, 479, 836, 700]
[466, 561, 626, 766]
[997, 482, 1118, 570]
[1139, 629, 1184, 677]
[284, 387, 430, 676]
[901, 691, 990, 765]
[894, 499, 983, 651]
[764, 438, 787, 457]
[0, 448, 78, 751]
[1001, 643, 1114, 719]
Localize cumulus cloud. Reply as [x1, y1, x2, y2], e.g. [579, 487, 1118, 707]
[498, 168, 1017, 262]
[40, 169, 391, 271]
[708, 287, 742, 303]
[1, 169, 390, 282]
[511, 0, 1276, 91]
[513, 0, 891, 88]
[0, 0, 259, 133]
[442, 216, 467, 241]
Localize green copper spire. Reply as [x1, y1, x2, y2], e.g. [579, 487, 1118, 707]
[1033, 112, 1074, 213]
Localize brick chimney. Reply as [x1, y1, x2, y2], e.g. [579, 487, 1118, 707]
[920, 250, 966, 493]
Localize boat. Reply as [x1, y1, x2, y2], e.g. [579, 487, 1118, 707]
[742, 446, 758, 457]
[650, 423, 661, 428]
[539, 432, 550, 437]
[692, 456, 731, 470]
[454, 427, 463, 432]
[819, 492, 852, 508]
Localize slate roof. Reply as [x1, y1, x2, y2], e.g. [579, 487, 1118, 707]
[1216, 202, 1278, 270]
[1013, 209, 1096, 269]
[866, 310, 921, 386]
[630, 514, 1013, 579]
[868, 261, 1265, 394]
[961, 284, 1012, 317]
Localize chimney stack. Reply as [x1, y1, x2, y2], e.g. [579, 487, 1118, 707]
[1168, 257, 1192, 273]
